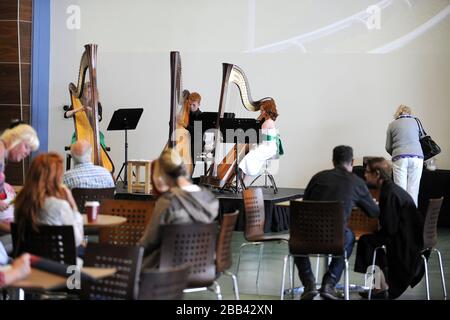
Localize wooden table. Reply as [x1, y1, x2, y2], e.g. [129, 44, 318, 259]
[4, 266, 116, 290]
[82, 214, 127, 227]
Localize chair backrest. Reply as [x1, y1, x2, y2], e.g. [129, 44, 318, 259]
[11, 223, 77, 265]
[289, 201, 345, 256]
[138, 264, 190, 300]
[160, 222, 218, 288]
[82, 243, 143, 300]
[242, 188, 265, 240]
[71, 187, 116, 213]
[99, 199, 155, 246]
[216, 211, 239, 273]
[423, 197, 444, 249]
[348, 207, 379, 241]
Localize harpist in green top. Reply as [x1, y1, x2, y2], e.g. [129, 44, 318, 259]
[239, 99, 284, 176]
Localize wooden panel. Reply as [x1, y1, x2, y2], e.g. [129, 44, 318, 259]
[4, 157, 30, 185]
[0, 0, 34, 186]
[0, 21, 18, 62]
[21, 63, 31, 105]
[0, 105, 31, 131]
[0, 63, 20, 104]
[19, 0, 32, 22]
[19, 22, 31, 63]
[2, 104, 31, 185]
[0, 0, 17, 20]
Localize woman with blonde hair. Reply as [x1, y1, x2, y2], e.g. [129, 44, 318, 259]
[0, 124, 39, 214]
[140, 148, 218, 268]
[385, 104, 423, 206]
[14, 153, 84, 249]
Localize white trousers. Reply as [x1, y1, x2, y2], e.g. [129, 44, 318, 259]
[392, 157, 423, 207]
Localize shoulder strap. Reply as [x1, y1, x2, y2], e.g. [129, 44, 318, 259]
[414, 118, 427, 136]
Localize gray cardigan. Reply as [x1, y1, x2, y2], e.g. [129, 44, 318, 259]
[139, 186, 219, 269]
[385, 116, 423, 159]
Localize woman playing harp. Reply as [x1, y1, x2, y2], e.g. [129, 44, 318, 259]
[238, 99, 284, 185]
[67, 44, 114, 174]
[64, 81, 107, 150]
[200, 63, 280, 191]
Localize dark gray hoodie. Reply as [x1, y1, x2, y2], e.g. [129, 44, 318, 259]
[139, 186, 219, 269]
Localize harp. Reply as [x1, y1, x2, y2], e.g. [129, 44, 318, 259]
[167, 51, 192, 174]
[200, 63, 271, 190]
[68, 44, 114, 173]
[152, 51, 194, 195]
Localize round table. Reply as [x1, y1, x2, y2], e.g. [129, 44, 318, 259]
[82, 214, 127, 227]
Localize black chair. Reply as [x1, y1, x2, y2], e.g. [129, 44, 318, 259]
[421, 197, 447, 300]
[159, 222, 220, 299]
[71, 187, 116, 214]
[138, 264, 190, 300]
[99, 199, 155, 246]
[11, 223, 77, 265]
[216, 211, 240, 299]
[366, 197, 447, 300]
[281, 201, 349, 300]
[236, 188, 289, 294]
[81, 243, 143, 300]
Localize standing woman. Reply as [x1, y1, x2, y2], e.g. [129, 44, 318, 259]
[385, 105, 423, 206]
[14, 153, 84, 249]
[0, 124, 40, 232]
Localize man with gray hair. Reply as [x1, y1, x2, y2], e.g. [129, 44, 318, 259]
[62, 140, 114, 189]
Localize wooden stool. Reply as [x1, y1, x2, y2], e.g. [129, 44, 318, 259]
[127, 160, 152, 194]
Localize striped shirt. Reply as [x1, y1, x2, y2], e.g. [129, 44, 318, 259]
[62, 162, 115, 189]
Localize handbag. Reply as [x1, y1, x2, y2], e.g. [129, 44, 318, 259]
[415, 118, 441, 161]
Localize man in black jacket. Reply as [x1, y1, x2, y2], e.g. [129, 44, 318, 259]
[295, 145, 380, 300]
[355, 157, 425, 299]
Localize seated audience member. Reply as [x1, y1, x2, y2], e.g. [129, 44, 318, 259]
[294, 145, 379, 300]
[0, 124, 39, 226]
[0, 242, 8, 265]
[139, 148, 219, 269]
[14, 153, 84, 249]
[355, 157, 425, 299]
[0, 183, 16, 233]
[62, 140, 114, 189]
[0, 253, 31, 288]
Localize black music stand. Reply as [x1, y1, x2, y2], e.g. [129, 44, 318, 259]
[191, 112, 236, 177]
[219, 118, 261, 192]
[107, 108, 143, 185]
[199, 112, 235, 133]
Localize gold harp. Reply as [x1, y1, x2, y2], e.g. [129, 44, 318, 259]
[68, 44, 114, 173]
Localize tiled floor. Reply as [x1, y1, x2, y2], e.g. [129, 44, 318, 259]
[185, 229, 450, 300]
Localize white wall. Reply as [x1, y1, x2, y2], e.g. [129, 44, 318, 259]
[49, 0, 450, 188]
